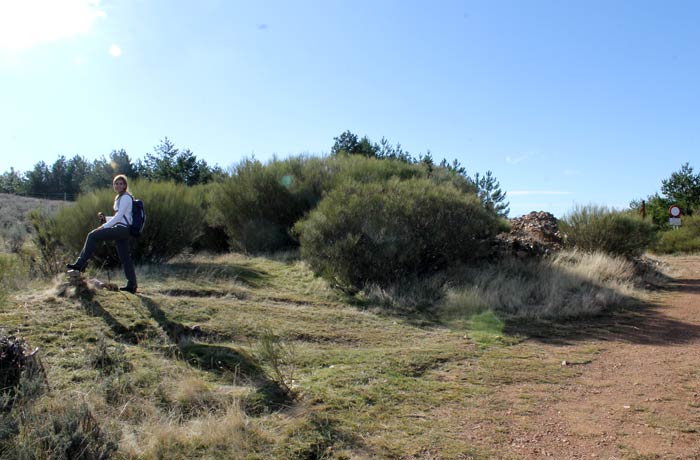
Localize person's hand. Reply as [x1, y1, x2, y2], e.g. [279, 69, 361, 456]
[97, 212, 106, 224]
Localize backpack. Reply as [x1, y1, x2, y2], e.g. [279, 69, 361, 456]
[130, 197, 146, 237]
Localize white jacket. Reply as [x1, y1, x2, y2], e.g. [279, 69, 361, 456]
[103, 193, 133, 229]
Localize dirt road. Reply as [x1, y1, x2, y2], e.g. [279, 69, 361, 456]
[464, 256, 700, 459]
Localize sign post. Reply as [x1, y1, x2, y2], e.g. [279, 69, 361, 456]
[669, 205, 682, 229]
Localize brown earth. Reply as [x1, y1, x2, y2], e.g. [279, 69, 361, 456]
[454, 256, 700, 460]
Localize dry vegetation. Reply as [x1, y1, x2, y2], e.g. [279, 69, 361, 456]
[0, 193, 67, 251]
[0, 247, 669, 459]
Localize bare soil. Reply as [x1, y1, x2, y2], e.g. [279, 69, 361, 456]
[458, 256, 700, 460]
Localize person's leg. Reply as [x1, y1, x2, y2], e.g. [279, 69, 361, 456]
[115, 237, 137, 290]
[72, 227, 123, 269]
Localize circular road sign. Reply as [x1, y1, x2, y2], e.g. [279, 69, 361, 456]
[669, 205, 682, 217]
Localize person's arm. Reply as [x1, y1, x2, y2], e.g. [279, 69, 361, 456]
[103, 195, 133, 229]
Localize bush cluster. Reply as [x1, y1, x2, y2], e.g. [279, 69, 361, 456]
[294, 178, 502, 292]
[560, 205, 657, 257]
[654, 215, 700, 253]
[53, 180, 206, 265]
[210, 154, 478, 254]
[209, 158, 320, 253]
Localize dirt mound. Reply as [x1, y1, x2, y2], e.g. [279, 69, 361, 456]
[495, 211, 563, 258]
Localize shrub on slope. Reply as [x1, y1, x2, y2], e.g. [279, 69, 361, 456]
[294, 178, 501, 292]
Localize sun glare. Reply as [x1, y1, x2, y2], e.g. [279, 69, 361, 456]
[0, 0, 105, 50]
[109, 44, 122, 57]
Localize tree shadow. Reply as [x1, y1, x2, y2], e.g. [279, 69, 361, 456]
[137, 295, 294, 413]
[142, 262, 269, 287]
[78, 298, 145, 344]
[138, 295, 263, 375]
[362, 257, 700, 347]
[669, 278, 700, 294]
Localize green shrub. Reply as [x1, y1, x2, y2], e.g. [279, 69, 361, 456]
[0, 254, 27, 298]
[255, 328, 296, 397]
[210, 158, 309, 253]
[191, 183, 229, 253]
[653, 215, 700, 253]
[294, 178, 501, 292]
[54, 180, 205, 265]
[3, 222, 26, 254]
[560, 205, 657, 257]
[211, 154, 477, 253]
[27, 208, 67, 276]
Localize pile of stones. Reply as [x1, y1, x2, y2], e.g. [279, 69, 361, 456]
[493, 211, 564, 259]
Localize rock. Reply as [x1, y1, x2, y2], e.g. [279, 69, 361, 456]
[493, 211, 563, 259]
[87, 279, 119, 291]
[89, 278, 105, 289]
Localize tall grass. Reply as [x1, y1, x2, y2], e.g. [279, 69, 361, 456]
[12, 400, 119, 460]
[131, 406, 260, 460]
[439, 250, 643, 320]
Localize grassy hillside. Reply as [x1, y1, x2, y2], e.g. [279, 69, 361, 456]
[1, 250, 663, 459]
[0, 193, 68, 251]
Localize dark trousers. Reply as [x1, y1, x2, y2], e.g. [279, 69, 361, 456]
[75, 226, 137, 288]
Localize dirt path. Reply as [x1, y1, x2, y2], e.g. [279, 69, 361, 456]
[463, 256, 700, 459]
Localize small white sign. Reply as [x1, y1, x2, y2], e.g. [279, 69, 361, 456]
[670, 217, 681, 226]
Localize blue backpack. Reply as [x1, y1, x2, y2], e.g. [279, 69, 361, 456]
[129, 197, 146, 237]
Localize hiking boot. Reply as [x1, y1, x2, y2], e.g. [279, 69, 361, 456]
[66, 263, 84, 271]
[119, 286, 137, 294]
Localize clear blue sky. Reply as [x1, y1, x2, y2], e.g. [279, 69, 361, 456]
[1, 0, 698, 217]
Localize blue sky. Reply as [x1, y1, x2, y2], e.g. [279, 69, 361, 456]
[1, 0, 698, 217]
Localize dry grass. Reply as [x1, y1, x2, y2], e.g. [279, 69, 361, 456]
[441, 250, 652, 320]
[120, 404, 257, 459]
[0, 249, 668, 459]
[0, 193, 68, 252]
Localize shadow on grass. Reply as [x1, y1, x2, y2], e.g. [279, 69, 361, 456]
[138, 295, 260, 372]
[350, 257, 700, 348]
[138, 294, 293, 414]
[78, 298, 145, 344]
[505, 278, 700, 346]
[142, 262, 269, 288]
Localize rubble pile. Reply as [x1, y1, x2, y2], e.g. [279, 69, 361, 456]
[0, 334, 45, 400]
[1, 334, 28, 392]
[494, 211, 564, 259]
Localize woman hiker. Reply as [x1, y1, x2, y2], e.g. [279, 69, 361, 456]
[67, 174, 138, 293]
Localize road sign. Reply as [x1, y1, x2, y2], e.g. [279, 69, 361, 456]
[669, 205, 682, 228]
